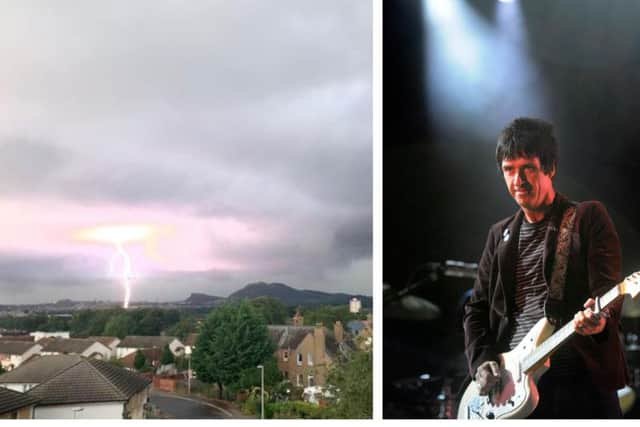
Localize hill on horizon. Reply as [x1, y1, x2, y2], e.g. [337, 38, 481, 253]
[226, 281, 372, 308]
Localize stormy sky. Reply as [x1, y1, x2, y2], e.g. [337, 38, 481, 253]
[0, 1, 372, 304]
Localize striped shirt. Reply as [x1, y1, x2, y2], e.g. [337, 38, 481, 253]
[508, 217, 581, 377]
[508, 218, 549, 350]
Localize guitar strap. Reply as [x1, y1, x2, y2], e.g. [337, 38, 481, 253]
[544, 205, 577, 326]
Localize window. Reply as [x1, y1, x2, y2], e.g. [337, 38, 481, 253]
[308, 376, 315, 387]
[297, 374, 303, 386]
[283, 350, 289, 361]
[296, 353, 303, 366]
[307, 352, 313, 366]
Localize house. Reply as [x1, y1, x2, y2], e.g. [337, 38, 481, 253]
[268, 323, 341, 388]
[38, 337, 111, 360]
[346, 316, 373, 349]
[119, 348, 162, 371]
[88, 336, 121, 359]
[116, 336, 184, 359]
[0, 354, 88, 393]
[29, 331, 70, 342]
[0, 387, 40, 419]
[268, 309, 354, 389]
[0, 354, 151, 418]
[349, 297, 362, 313]
[0, 341, 43, 371]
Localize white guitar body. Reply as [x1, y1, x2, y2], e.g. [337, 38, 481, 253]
[457, 272, 640, 419]
[457, 318, 555, 419]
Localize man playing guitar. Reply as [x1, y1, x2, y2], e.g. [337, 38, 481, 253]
[462, 117, 628, 418]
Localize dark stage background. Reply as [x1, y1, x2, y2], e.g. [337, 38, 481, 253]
[383, 0, 640, 418]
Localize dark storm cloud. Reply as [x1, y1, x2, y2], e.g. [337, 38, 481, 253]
[0, 138, 69, 195]
[0, 0, 372, 302]
[332, 213, 373, 263]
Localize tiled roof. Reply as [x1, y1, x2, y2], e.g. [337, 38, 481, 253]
[0, 335, 33, 342]
[0, 354, 83, 384]
[325, 333, 339, 359]
[0, 341, 38, 356]
[40, 337, 100, 354]
[27, 358, 151, 405]
[324, 332, 356, 360]
[0, 387, 40, 416]
[88, 336, 119, 347]
[118, 336, 179, 349]
[267, 326, 314, 350]
[347, 320, 366, 333]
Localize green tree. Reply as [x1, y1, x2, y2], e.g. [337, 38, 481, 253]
[0, 365, 5, 375]
[104, 313, 131, 339]
[250, 297, 288, 324]
[134, 350, 147, 371]
[137, 309, 166, 335]
[326, 350, 372, 419]
[228, 356, 282, 396]
[192, 300, 274, 398]
[108, 357, 125, 368]
[161, 344, 175, 365]
[164, 314, 198, 340]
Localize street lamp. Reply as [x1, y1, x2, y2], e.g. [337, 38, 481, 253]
[257, 364, 264, 419]
[185, 346, 192, 395]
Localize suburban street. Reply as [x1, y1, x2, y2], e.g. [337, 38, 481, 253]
[149, 390, 235, 419]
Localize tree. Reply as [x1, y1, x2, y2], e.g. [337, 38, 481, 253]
[134, 350, 147, 371]
[250, 297, 288, 324]
[0, 365, 5, 375]
[104, 313, 131, 339]
[326, 350, 372, 419]
[161, 344, 175, 365]
[192, 300, 274, 398]
[164, 314, 198, 340]
[228, 356, 282, 396]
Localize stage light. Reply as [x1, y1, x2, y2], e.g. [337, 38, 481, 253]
[423, 0, 550, 141]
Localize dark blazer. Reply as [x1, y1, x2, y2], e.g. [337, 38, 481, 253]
[463, 193, 628, 391]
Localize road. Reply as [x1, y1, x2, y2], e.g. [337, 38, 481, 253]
[149, 389, 234, 419]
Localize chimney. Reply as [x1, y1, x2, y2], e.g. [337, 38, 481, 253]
[334, 321, 344, 343]
[314, 323, 325, 366]
[292, 308, 304, 327]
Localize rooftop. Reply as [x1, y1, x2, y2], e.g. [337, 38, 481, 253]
[118, 336, 179, 349]
[39, 337, 104, 354]
[0, 354, 83, 384]
[27, 357, 151, 405]
[0, 387, 40, 416]
[268, 325, 315, 350]
[0, 341, 40, 356]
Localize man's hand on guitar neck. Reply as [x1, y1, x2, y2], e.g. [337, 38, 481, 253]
[475, 360, 501, 395]
[573, 297, 607, 336]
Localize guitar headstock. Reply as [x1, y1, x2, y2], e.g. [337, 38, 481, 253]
[623, 272, 640, 299]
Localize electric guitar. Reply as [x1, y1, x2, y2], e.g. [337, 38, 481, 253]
[457, 271, 640, 419]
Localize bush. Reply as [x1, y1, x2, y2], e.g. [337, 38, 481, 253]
[268, 401, 326, 419]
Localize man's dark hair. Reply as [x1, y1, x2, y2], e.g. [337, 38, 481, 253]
[496, 117, 558, 175]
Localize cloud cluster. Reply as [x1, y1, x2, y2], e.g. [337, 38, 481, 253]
[0, 1, 372, 304]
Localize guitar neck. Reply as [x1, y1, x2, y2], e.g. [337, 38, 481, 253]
[521, 283, 623, 373]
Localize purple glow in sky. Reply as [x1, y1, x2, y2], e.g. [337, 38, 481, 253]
[0, 0, 372, 304]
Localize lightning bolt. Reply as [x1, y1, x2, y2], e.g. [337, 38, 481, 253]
[110, 241, 133, 309]
[75, 224, 160, 309]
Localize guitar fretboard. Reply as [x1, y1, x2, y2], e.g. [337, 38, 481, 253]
[521, 284, 623, 373]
